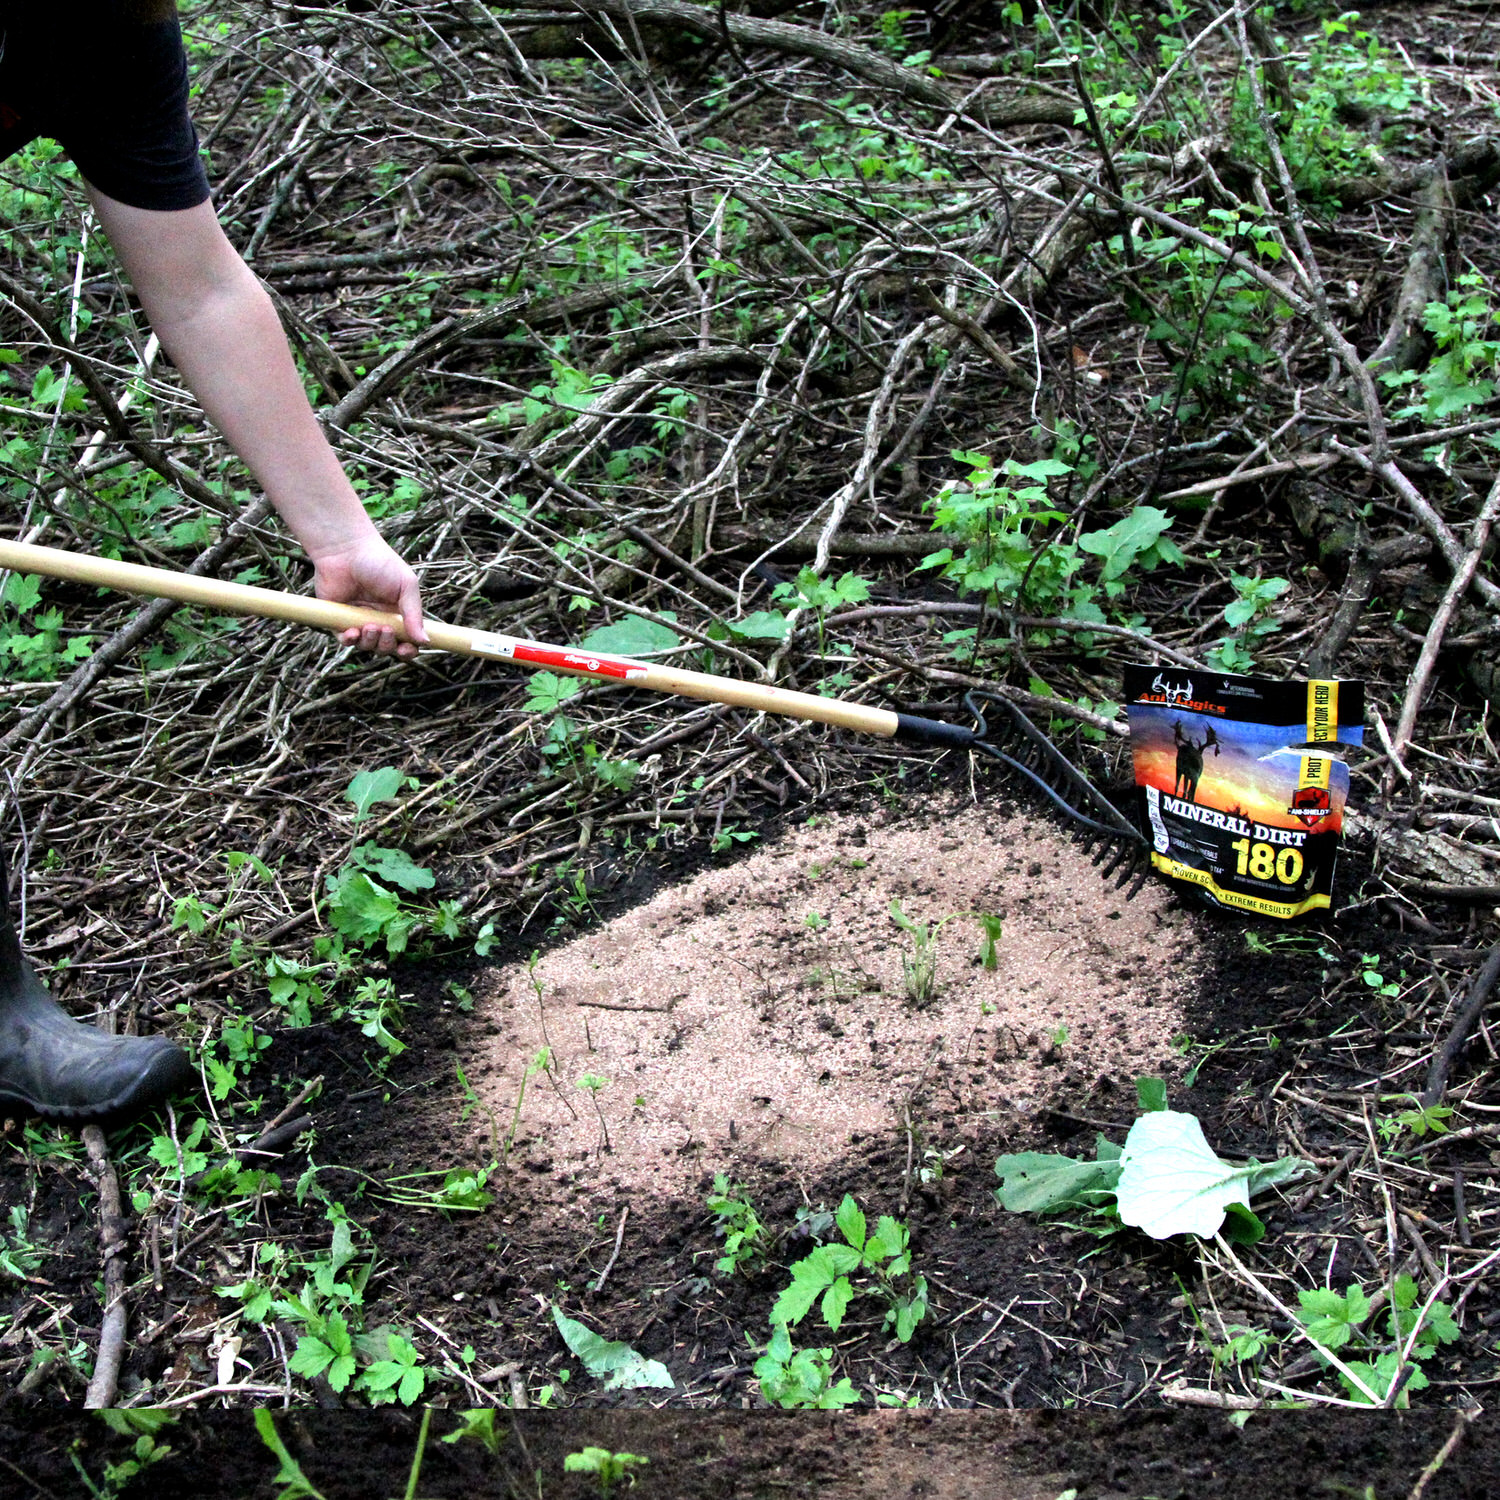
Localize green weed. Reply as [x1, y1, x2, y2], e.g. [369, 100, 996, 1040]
[1208, 573, 1291, 672]
[1380, 273, 1500, 426]
[0, 1205, 46, 1281]
[564, 1448, 649, 1498]
[772, 1194, 928, 1344]
[754, 1323, 861, 1409]
[706, 1174, 768, 1276]
[73, 1413, 178, 1500]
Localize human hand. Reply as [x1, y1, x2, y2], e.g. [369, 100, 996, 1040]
[311, 532, 428, 660]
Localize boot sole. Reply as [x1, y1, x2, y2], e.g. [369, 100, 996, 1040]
[0, 1044, 196, 1124]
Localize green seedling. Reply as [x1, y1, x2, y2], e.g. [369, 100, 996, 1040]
[711, 824, 758, 854]
[504, 1046, 552, 1166]
[1377, 1095, 1454, 1144]
[1380, 271, 1499, 423]
[1208, 573, 1290, 672]
[577, 1071, 611, 1153]
[1358, 954, 1402, 998]
[1292, 1274, 1460, 1406]
[976, 913, 1003, 970]
[772, 1194, 928, 1343]
[563, 1448, 649, 1498]
[0, 1205, 46, 1281]
[753, 1323, 860, 1409]
[706, 1174, 768, 1275]
[441, 1409, 503, 1454]
[888, 903, 1002, 1006]
[254, 1410, 329, 1500]
[72, 1412, 178, 1500]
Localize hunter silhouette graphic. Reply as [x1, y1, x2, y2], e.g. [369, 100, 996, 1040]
[1172, 721, 1221, 803]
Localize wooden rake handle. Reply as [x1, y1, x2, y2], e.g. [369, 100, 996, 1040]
[0, 538, 975, 746]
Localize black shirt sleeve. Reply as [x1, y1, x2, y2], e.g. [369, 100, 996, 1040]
[0, 7, 211, 212]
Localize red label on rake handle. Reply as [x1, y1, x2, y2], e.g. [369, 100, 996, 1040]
[510, 641, 648, 681]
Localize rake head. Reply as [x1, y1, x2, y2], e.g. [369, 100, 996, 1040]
[960, 691, 1149, 895]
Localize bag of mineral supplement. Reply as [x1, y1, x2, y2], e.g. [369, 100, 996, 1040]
[1123, 667, 1365, 919]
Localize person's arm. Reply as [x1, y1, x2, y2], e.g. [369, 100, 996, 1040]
[85, 189, 428, 659]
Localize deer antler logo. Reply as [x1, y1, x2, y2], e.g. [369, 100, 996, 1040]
[1151, 673, 1194, 705]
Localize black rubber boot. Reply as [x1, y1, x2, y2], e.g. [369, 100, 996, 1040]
[0, 850, 194, 1123]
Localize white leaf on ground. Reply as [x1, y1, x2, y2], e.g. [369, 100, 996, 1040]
[552, 1306, 674, 1389]
[1115, 1110, 1252, 1240]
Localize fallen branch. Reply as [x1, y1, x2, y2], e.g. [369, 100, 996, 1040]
[1421, 942, 1500, 1108]
[549, 0, 1079, 124]
[82, 1124, 129, 1410]
[1390, 477, 1500, 768]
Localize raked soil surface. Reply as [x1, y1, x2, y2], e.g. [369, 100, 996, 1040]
[470, 797, 1199, 1205]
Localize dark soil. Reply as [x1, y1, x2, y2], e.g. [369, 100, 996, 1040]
[4, 1406, 1493, 1499]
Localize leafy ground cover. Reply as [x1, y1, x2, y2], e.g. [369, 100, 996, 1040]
[1, 0, 1499, 1488]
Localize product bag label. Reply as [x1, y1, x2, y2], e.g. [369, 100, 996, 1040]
[1123, 667, 1365, 919]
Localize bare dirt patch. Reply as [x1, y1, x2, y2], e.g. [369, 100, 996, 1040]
[471, 798, 1201, 1201]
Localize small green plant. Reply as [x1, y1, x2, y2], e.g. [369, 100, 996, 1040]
[0, 569, 94, 681]
[72, 1412, 179, 1500]
[563, 1448, 649, 1497]
[772, 1194, 928, 1343]
[770, 565, 871, 655]
[711, 824, 759, 854]
[441, 1409, 503, 1454]
[975, 913, 1003, 970]
[0, 1205, 45, 1280]
[577, 1071, 611, 1153]
[888, 899, 941, 1005]
[1377, 1095, 1454, 1144]
[1208, 573, 1290, 671]
[706, 1174, 768, 1275]
[504, 1046, 552, 1165]
[254, 1410, 328, 1500]
[888, 904, 1003, 1007]
[1293, 1274, 1460, 1405]
[1380, 272, 1499, 424]
[1358, 953, 1402, 998]
[753, 1323, 861, 1409]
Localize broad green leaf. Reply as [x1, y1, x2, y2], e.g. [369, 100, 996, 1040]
[345, 767, 410, 822]
[866, 1215, 908, 1266]
[1221, 1203, 1265, 1244]
[551, 1307, 672, 1390]
[1078, 505, 1173, 581]
[352, 845, 435, 893]
[835, 1195, 866, 1252]
[523, 671, 580, 713]
[728, 610, 791, 641]
[580, 614, 680, 656]
[1296, 1285, 1370, 1350]
[1136, 1077, 1168, 1112]
[1, 572, 42, 612]
[820, 1276, 854, 1331]
[326, 873, 401, 941]
[993, 1150, 1122, 1213]
[774, 1253, 834, 1326]
[1115, 1110, 1252, 1240]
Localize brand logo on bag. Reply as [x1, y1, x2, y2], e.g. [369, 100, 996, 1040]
[1138, 674, 1226, 715]
[1288, 785, 1331, 827]
[1150, 673, 1194, 704]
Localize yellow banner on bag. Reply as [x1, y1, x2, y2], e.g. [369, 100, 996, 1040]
[1306, 679, 1339, 743]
